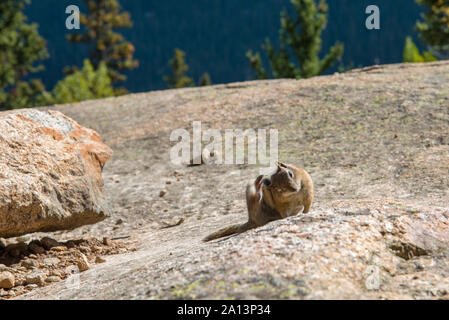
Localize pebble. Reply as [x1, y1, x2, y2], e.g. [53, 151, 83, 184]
[159, 189, 167, 197]
[43, 257, 61, 266]
[40, 237, 60, 250]
[50, 270, 63, 277]
[95, 256, 106, 264]
[102, 237, 111, 246]
[79, 245, 90, 254]
[15, 235, 30, 243]
[28, 241, 45, 254]
[0, 238, 6, 249]
[77, 253, 90, 272]
[26, 272, 45, 285]
[0, 272, 15, 289]
[50, 246, 67, 252]
[66, 239, 84, 248]
[6, 243, 28, 258]
[21, 259, 38, 270]
[46, 276, 61, 283]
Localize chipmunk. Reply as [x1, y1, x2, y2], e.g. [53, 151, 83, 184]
[203, 162, 314, 242]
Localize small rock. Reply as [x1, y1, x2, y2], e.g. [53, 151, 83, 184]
[28, 241, 45, 254]
[0, 272, 15, 289]
[115, 219, 123, 225]
[159, 189, 167, 197]
[65, 240, 80, 248]
[46, 276, 61, 283]
[40, 237, 60, 250]
[21, 259, 38, 270]
[15, 279, 25, 286]
[166, 181, 172, 185]
[6, 243, 28, 258]
[16, 235, 30, 243]
[50, 270, 62, 277]
[8, 249, 21, 258]
[102, 237, 111, 246]
[26, 273, 45, 285]
[79, 245, 90, 254]
[5, 289, 15, 296]
[0, 238, 6, 249]
[50, 246, 67, 252]
[95, 256, 106, 264]
[43, 257, 61, 266]
[26, 284, 38, 289]
[76, 253, 90, 272]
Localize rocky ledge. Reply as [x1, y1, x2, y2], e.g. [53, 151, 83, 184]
[1, 61, 448, 299]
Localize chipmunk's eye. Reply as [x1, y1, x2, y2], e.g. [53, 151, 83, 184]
[287, 170, 294, 178]
[262, 179, 271, 186]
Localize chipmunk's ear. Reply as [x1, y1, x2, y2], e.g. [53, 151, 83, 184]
[276, 162, 282, 173]
[276, 162, 288, 170]
[255, 175, 264, 189]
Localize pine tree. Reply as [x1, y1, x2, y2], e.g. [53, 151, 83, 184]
[198, 73, 212, 87]
[67, 0, 138, 88]
[403, 36, 437, 63]
[416, 0, 449, 55]
[2, 80, 53, 110]
[247, 0, 343, 80]
[52, 60, 115, 104]
[164, 49, 195, 89]
[0, 0, 49, 110]
[164, 49, 213, 89]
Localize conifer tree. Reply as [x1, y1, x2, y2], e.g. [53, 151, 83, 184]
[67, 0, 138, 87]
[247, 0, 343, 80]
[198, 73, 212, 87]
[0, 0, 49, 109]
[164, 49, 195, 89]
[403, 36, 437, 63]
[51, 60, 115, 104]
[416, 0, 449, 55]
[164, 49, 213, 89]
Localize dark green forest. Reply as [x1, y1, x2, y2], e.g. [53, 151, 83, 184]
[25, 0, 423, 93]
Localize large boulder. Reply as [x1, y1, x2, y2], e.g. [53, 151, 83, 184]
[0, 110, 112, 238]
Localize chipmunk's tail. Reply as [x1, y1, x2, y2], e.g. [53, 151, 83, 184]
[203, 222, 253, 242]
